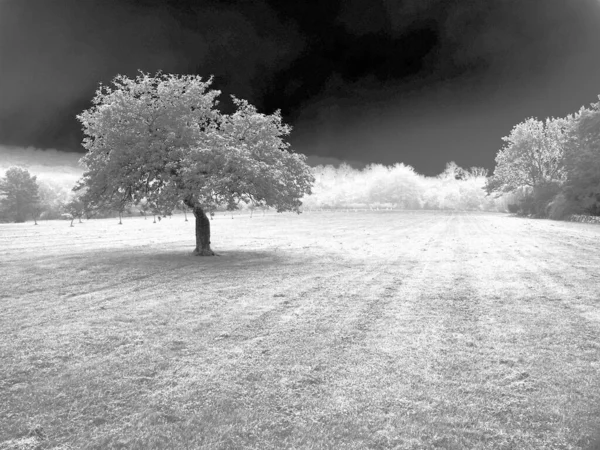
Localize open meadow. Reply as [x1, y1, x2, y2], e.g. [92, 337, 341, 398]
[1, 210, 600, 449]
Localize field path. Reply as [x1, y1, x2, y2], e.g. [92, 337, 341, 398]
[1, 211, 600, 449]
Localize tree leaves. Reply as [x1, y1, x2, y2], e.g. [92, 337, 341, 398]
[0, 167, 40, 222]
[74, 71, 314, 217]
[486, 117, 569, 194]
[563, 97, 600, 214]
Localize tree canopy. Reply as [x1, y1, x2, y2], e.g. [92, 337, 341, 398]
[74, 72, 314, 254]
[0, 167, 40, 223]
[486, 117, 569, 195]
[485, 94, 600, 218]
[563, 97, 600, 214]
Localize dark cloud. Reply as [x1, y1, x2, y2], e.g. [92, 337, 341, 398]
[288, 0, 600, 174]
[0, 0, 304, 149]
[1, 0, 188, 147]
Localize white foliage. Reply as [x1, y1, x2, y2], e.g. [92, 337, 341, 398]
[302, 161, 504, 211]
[74, 72, 314, 216]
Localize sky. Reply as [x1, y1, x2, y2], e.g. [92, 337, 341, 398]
[1, 0, 600, 176]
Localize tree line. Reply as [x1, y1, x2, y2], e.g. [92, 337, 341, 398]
[299, 161, 502, 211]
[1, 72, 598, 235]
[485, 97, 600, 218]
[0, 159, 505, 223]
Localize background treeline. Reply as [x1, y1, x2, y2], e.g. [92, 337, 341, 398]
[1, 95, 598, 223]
[0, 160, 508, 223]
[299, 162, 506, 212]
[485, 96, 600, 219]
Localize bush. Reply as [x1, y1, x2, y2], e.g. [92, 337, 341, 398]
[516, 182, 562, 217]
[507, 203, 519, 213]
[547, 193, 581, 220]
[516, 194, 536, 216]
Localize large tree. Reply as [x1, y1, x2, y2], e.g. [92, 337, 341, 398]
[563, 98, 600, 214]
[486, 117, 569, 195]
[75, 72, 314, 255]
[0, 167, 40, 223]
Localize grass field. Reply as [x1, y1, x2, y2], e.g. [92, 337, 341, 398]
[1, 210, 600, 449]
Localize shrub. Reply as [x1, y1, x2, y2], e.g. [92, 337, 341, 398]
[516, 182, 562, 217]
[547, 192, 581, 220]
[507, 203, 519, 213]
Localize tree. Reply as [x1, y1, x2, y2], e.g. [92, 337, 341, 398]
[563, 98, 600, 215]
[37, 180, 71, 220]
[75, 72, 314, 255]
[64, 195, 86, 226]
[0, 167, 40, 223]
[486, 117, 569, 195]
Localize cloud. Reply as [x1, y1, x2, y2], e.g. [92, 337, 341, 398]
[0, 0, 190, 147]
[0, 0, 304, 149]
[189, 4, 305, 105]
[335, 0, 600, 90]
[294, 0, 600, 172]
[0, 145, 83, 187]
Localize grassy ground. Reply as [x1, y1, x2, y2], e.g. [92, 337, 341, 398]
[1, 210, 600, 449]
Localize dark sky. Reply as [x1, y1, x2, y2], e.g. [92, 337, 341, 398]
[1, 0, 599, 175]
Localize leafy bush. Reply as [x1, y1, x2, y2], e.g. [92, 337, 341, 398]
[507, 203, 519, 213]
[547, 192, 581, 220]
[563, 97, 600, 216]
[515, 182, 562, 217]
[304, 162, 502, 211]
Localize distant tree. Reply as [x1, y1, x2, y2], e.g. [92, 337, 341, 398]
[0, 167, 40, 223]
[31, 200, 43, 225]
[467, 166, 488, 178]
[563, 98, 600, 215]
[74, 72, 313, 255]
[486, 117, 569, 195]
[366, 163, 423, 209]
[64, 195, 86, 226]
[138, 197, 150, 220]
[37, 180, 70, 220]
[146, 193, 178, 224]
[440, 161, 468, 180]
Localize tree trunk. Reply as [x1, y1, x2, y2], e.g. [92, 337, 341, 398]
[193, 206, 214, 256]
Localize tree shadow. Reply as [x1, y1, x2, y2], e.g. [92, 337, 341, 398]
[94, 247, 300, 274]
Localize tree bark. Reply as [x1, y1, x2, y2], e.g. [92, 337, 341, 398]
[193, 206, 214, 256]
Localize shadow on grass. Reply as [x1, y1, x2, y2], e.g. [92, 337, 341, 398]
[89, 247, 308, 273]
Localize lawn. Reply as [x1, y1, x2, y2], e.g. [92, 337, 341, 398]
[1, 210, 600, 449]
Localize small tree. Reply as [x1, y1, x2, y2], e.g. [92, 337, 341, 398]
[0, 167, 40, 223]
[138, 197, 151, 219]
[37, 181, 70, 220]
[64, 195, 86, 226]
[75, 72, 313, 255]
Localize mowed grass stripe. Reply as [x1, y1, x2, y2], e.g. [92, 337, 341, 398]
[137, 214, 448, 448]
[465, 213, 600, 448]
[1, 211, 600, 449]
